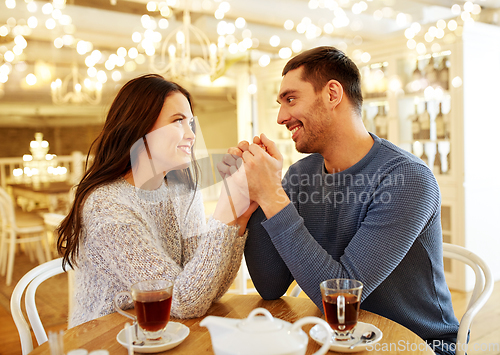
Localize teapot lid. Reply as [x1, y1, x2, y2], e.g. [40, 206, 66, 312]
[237, 308, 284, 333]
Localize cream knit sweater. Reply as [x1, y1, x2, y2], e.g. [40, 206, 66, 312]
[69, 177, 246, 328]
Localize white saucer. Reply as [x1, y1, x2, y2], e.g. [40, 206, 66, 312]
[116, 322, 189, 354]
[309, 321, 382, 353]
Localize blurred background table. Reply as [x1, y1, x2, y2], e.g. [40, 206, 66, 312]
[8, 182, 73, 213]
[30, 294, 434, 355]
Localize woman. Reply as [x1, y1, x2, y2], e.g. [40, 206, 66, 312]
[57, 74, 256, 328]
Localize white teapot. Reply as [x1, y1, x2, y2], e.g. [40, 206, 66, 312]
[200, 307, 332, 355]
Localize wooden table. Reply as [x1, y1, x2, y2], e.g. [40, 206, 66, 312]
[31, 294, 434, 355]
[9, 182, 73, 213]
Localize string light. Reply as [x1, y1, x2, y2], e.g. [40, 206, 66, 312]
[150, 0, 225, 81]
[0, 0, 486, 102]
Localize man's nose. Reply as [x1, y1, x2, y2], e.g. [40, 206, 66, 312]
[277, 106, 289, 126]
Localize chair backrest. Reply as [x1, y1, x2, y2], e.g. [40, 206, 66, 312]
[0, 187, 15, 227]
[0, 186, 11, 202]
[43, 212, 66, 229]
[288, 243, 493, 355]
[0, 190, 8, 233]
[442, 243, 494, 355]
[10, 257, 67, 355]
[289, 283, 302, 297]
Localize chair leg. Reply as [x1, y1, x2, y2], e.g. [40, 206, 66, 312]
[6, 231, 17, 286]
[35, 240, 46, 265]
[0, 232, 7, 276]
[42, 234, 52, 262]
[26, 242, 36, 263]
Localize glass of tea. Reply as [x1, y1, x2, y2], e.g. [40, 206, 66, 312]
[320, 279, 363, 342]
[114, 279, 174, 342]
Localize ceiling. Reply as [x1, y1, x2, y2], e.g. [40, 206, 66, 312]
[1, 0, 500, 126]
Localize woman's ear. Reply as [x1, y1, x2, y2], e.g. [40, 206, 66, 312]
[324, 80, 343, 110]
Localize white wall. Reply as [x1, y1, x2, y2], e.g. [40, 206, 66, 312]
[462, 22, 500, 288]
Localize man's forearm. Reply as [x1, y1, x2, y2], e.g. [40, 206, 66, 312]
[244, 208, 293, 299]
[257, 187, 291, 220]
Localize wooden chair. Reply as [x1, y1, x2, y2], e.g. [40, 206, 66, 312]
[10, 257, 68, 355]
[0, 187, 51, 285]
[442, 243, 494, 355]
[42, 212, 66, 258]
[289, 242, 494, 355]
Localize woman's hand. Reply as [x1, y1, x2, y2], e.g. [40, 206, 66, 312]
[213, 160, 258, 234]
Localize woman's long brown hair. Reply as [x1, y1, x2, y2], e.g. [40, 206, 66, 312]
[57, 74, 199, 270]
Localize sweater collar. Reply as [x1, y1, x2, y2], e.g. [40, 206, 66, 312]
[119, 176, 169, 203]
[322, 133, 382, 176]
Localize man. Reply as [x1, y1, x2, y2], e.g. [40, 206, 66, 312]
[220, 46, 460, 355]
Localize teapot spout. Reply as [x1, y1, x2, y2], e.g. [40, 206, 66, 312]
[200, 316, 237, 338]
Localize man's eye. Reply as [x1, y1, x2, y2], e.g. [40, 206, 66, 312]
[287, 97, 295, 103]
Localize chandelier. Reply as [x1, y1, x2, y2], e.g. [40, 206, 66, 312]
[150, 0, 225, 81]
[50, 66, 102, 104]
[12, 133, 67, 188]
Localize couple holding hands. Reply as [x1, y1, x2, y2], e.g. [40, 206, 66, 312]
[57, 46, 460, 355]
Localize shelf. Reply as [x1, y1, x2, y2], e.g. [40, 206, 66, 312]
[397, 90, 451, 100]
[400, 139, 451, 145]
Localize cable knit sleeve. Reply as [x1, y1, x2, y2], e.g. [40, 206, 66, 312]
[213, 230, 248, 300]
[172, 183, 248, 306]
[170, 218, 241, 318]
[70, 178, 245, 327]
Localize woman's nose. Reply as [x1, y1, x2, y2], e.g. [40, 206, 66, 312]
[184, 121, 196, 140]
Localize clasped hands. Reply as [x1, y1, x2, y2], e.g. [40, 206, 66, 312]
[214, 134, 290, 226]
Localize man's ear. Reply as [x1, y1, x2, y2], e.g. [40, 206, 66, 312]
[324, 79, 343, 110]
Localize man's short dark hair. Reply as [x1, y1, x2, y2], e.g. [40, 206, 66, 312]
[283, 46, 363, 115]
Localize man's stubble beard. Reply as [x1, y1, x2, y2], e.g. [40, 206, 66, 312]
[294, 97, 331, 155]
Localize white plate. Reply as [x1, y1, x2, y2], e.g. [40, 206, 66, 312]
[309, 321, 383, 353]
[116, 322, 189, 354]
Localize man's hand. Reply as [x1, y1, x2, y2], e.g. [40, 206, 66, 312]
[217, 136, 268, 178]
[218, 134, 290, 219]
[240, 134, 290, 218]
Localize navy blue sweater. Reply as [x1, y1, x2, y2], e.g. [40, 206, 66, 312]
[245, 134, 459, 342]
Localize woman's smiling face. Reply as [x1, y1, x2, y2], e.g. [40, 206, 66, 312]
[145, 91, 196, 174]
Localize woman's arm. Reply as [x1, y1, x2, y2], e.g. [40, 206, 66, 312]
[83, 189, 240, 319]
[213, 230, 248, 300]
[175, 184, 250, 303]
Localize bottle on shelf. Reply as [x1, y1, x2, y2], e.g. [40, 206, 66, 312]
[437, 56, 449, 90]
[419, 102, 431, 140]
[412, 59, 422, 82]
[374, 65, 388, 97]
[361, 66, 375, 98]
[433, 147, 442, 175]
[421, 148, 429, 167]
[362, 109, 372, 132]
[435, 102, 446, 140]
[374, 105, 388, 140]
[425, 56, 437, 87]
[446, 151, 451, 174]
[444, 108, 451, 140]
[409, 104, 420, 140]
